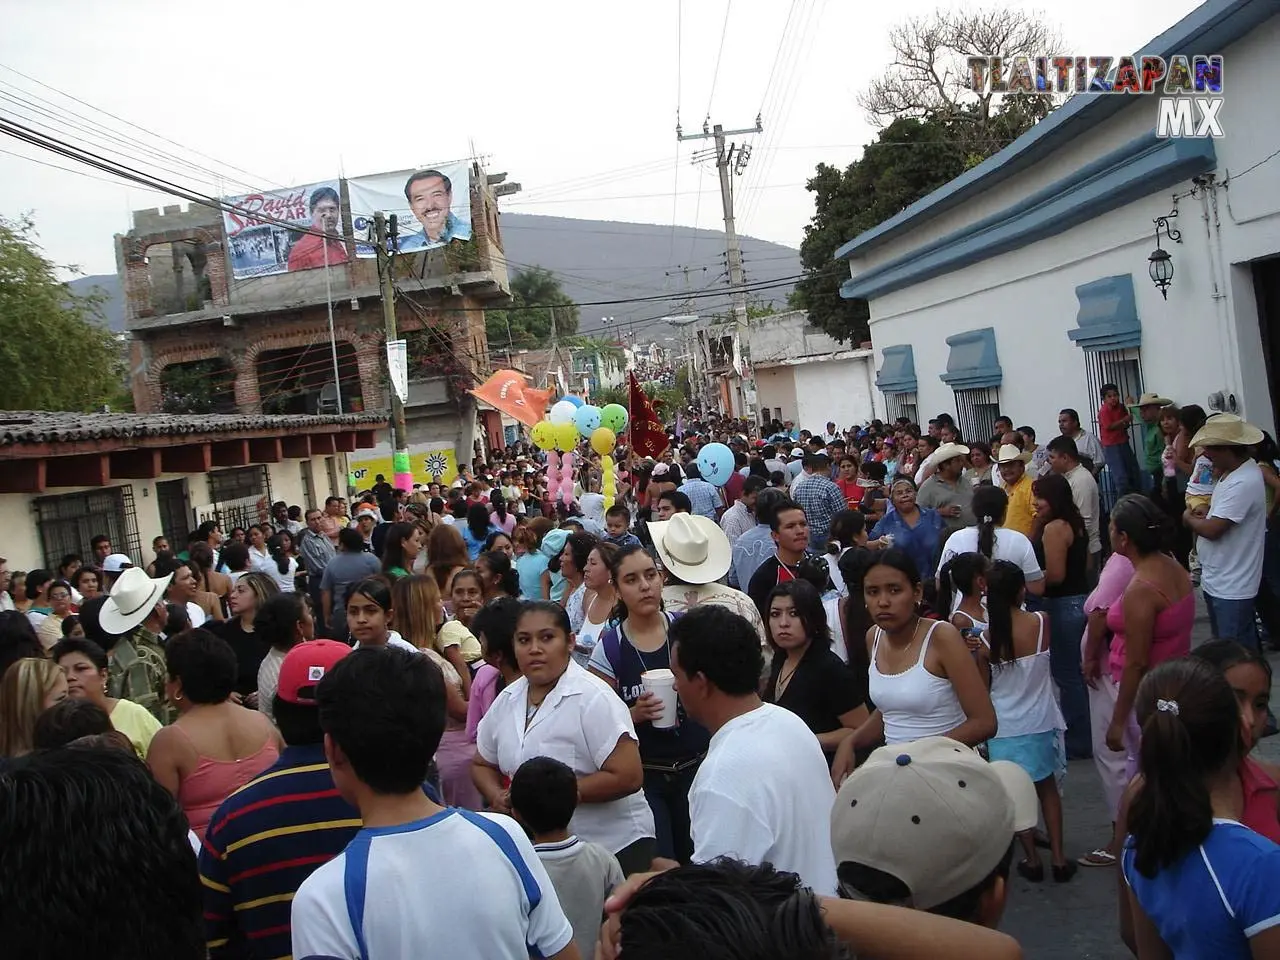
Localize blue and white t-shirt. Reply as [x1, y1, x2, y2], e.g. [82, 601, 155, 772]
[292, 808, 574, 960]
[1123, 819, 1280, 959]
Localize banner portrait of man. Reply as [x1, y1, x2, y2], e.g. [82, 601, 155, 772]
[221, 179, 344, 280]
[347, 162, 473, 258]
[286, 186, 350, 271]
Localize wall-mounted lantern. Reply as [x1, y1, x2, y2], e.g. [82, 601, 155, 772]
[1148, 209, 1182, 300]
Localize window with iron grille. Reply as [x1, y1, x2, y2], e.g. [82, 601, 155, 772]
[35, 485, 142, 570]
[952, 387, 1002, 445]
[885, 391, 918, 425]
[206, 466, 273, 533]
[1083, 346, 1145, 512]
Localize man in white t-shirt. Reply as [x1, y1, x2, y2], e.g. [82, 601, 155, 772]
[1047, 435, 1101, 564]
[669, 604, 838, 895]
[1183, 415, 1268, 648]
[291, 647, 576, 960]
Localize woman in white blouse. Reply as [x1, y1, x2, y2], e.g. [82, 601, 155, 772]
[473, 600, 656, 875]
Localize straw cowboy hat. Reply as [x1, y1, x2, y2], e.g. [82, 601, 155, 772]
[933, 442, 970, 465]
[649, 513, 732, 585]
[99, 566, 172, 635]
[1136, 392, 1173, 408]
[994, 443, 1031, 465]
[1189, 413, 1264, 449]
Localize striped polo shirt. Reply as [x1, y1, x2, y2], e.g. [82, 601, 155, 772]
[199, 743, 362, 960]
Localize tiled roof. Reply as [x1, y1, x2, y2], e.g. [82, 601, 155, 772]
[0, 411, 386, 448]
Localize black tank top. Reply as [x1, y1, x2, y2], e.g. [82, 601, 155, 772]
[1034, 526, 1090, 597]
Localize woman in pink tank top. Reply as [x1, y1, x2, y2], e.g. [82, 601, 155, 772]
[146, 629, 282, 840]
[1103, 496, 1194, 775]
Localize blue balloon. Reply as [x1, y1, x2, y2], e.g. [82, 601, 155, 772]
[696, 442, 736, 487]
[559, 395, 585, 409]
[574, 404, 603, 438]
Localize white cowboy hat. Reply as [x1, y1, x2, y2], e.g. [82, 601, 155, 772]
[99, 566, 172, 636]
[1189, 413, 1264, 448]
[933, 442, 971, 465]
[1136, 391, 1173, 407]
[994, 443, 1030, 465]
[648, 513, 732, 585]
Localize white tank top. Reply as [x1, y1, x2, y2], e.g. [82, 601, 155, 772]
[870, 620, 968, 744]
[987, 613, 1066, 739]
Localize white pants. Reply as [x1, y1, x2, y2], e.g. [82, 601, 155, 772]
[1087, 668, 1129, 818]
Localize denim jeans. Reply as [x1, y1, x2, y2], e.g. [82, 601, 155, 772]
[1204, 593, 1260, 649]
[1040, 593, 1092, 759]
[643, 762, 700, 863]
[1102, 443, 1142, 499]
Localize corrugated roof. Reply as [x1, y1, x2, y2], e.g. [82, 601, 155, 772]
[0, 411, 386, 448]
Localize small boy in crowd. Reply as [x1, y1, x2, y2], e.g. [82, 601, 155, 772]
[830, 736, 1038, 929]
[511, 756, 623, 960]
[602, 505, 642, 549]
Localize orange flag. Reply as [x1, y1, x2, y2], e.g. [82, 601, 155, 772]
[628, 372, 668, 459]
[470, 370, 550, 427]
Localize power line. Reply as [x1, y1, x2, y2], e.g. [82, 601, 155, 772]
[0, 63, 279, 190]
[756, 0, 800, 117]
[505, 182, 805, 205]
[705, 0, 734, 119]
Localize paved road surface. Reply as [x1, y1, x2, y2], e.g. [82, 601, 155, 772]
[1002, 595, 1279, 957]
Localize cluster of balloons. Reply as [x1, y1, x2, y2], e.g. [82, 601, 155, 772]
[533, 396, 628, 454]
[530, 395, 630, 507]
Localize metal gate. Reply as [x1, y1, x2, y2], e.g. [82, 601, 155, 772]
[1083, 346, 1145, 512]
[953, 386, 1002, 445]
[202, 466, 273, 532]
[156, 478, 191, 549]
[35, 485, 142, 570]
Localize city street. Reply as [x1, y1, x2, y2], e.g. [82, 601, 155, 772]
[1002, 595, 1279, 957]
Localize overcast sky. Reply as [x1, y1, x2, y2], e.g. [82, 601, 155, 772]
[0, 0, 1202, 277]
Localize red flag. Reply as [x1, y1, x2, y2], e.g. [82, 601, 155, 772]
[628, 372, 668, 459]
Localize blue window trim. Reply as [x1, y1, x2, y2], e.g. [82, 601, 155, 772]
[876, 344, 918, 394]
[839, 135, 1216, 302]
[832, 0, 1267, 260]
[940, 328, 1002, 389]
[1069, 275, 1142, 351]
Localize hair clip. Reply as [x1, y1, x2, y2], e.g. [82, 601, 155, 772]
[1156, 698, 1180, 716]
[981, 515, 993, 524]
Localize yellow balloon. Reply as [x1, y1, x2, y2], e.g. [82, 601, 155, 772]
[531, 420, 556, 450]
[553, 421, 580, 452]
[590, 427, 617, 456]
[603, 495, 615, 510]
[602, 455, 614, 469]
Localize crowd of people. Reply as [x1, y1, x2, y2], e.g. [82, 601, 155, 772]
[1, 383, 1279, 958]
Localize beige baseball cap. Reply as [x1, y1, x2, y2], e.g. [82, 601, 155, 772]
[831, 736, 1039, 910]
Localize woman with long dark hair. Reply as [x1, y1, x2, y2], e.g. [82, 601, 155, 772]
[489, 488, 515, 536]
[461, 503, 499, 561]
[1031, 472, 1093, 761]
[475, 550, 519, 601]
[1123, 658, 1280, 957]
[830, 548, 996, 785]
[588, 543, 707, 863]
[1104, 494, 1194, 772]
[210, 571, 280, 707]
[935, 485, 1044, 614]
[251, 592, 313, 723]
[426, 523, 470, 596]
[465, 596, 523, 740]
[263, 532, 298, 594]
[380, 522, 424, 580]
[983, 560, 1072, 883]
[763, 579, 868, 766]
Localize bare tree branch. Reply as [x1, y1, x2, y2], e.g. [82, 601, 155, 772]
[857, 7, 1064, 129]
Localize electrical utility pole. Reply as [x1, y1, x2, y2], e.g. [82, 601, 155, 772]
[374, 212, 412, 491]
[678, 116, 761, 416]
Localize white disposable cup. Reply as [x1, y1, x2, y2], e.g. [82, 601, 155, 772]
[641, 669, 678, 729]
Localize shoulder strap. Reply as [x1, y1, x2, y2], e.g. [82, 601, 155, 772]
[601, 621, 623, 679]
[1036, 612, 1049, 654]
[918, 619, 943, 662]
[343, 834, 373, 960]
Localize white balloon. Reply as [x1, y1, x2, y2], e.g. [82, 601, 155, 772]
[548, 400, 578, 426]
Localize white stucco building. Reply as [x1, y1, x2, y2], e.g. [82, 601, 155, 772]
[837, 0, 1280, 446]
[749, 311, 880, 431]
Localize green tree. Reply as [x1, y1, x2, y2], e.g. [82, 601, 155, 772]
[486, 266, 580, 349]
[0, 215, 126, 410]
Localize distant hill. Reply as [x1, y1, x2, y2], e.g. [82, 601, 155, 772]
[69, 213, 801, 337]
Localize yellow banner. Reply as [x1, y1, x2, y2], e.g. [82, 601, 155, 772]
[348, 446, 459, 488]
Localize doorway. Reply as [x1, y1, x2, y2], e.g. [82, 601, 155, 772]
[1253, 257, 1280, 429]
[156, 479, 191, 549]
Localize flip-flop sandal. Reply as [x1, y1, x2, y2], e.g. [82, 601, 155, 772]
[1016, 859, 1044, 883]
[1077, 849, 1116, 867]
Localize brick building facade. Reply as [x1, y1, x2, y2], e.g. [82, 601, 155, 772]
[118, 164, 511, 460]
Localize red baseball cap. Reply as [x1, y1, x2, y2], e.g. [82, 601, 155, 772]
[277, 640, 351, 705]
